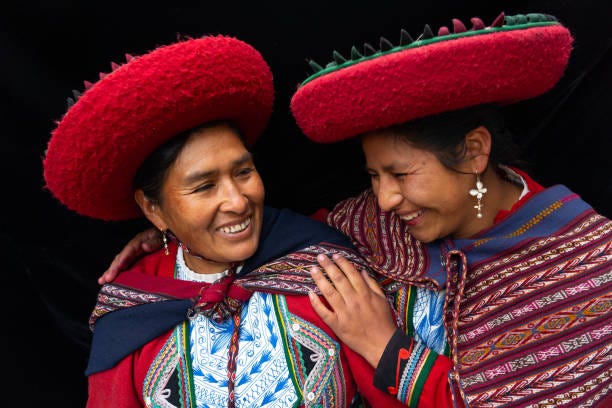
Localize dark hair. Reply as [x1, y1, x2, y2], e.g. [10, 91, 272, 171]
[133, 120, 247, 204]
[379, 104, 525, 172]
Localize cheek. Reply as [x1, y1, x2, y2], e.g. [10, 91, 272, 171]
[370, 179, 380, 195]
[398, 178, 427, 200]
[438, 180, 472, 212]
[166, 196, 215, 229]
[248, 177, 266, 203]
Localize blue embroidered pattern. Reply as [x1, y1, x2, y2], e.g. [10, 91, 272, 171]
[189, 292, 299, 407]
[413, 287, 447, 355]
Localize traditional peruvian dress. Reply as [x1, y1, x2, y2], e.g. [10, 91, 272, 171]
[84, 207, 451, 407]
[328, 168, 611, 407]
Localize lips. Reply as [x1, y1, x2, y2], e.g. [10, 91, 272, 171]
[399, 210, 424, 225]
[218, 217, 251, 234]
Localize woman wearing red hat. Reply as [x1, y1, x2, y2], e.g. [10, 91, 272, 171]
[98, 13, 611, 407]
[43, 35, 412, 407]
[290, 12, 611, 408]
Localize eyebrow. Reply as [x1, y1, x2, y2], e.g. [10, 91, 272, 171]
[364, 163, 400, 173]
[183, 152, 253, 184]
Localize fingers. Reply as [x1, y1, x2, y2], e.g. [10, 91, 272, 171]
[307, 290, 336, 327]
[310, 265, 343, 304]
[330, 254, 370, 294]
[361, 269, 386, 296]
[310, 253, 374, 313]
[98, 252, 133, 285]
[140, 228, 163, 251]
[316, 254, 369, 295]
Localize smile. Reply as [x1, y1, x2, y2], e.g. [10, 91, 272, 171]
[399, 210, 424, 223]
[218, 217, 251, 234]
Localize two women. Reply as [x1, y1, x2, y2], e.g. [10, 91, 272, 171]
[83, 11, 611, 407]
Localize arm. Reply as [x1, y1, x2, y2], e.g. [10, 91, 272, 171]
[97, 207, 328, 285]
[308, 254, 454, 407]
[373, 330, 454, 407]
[97, 228, 162, 284]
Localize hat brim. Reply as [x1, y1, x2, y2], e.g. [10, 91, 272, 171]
[44, 36, 274, 220]
[291, 22, 573, 143]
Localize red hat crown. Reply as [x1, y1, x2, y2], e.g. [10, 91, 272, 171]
[290, 12, 574, 143]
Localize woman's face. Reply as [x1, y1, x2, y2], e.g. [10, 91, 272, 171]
[362, 131, 477, 242]
[152, 124, 265, 268]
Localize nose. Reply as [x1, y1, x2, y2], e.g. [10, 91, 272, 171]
[376, 176, 403, 212]
[220, 181, 249, 213]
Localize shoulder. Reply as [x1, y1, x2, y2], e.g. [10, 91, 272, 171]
[126, 243, 178, 279]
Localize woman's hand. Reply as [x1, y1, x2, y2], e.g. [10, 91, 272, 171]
[97, 228, 162, 285]
[308, 253, 397, 368]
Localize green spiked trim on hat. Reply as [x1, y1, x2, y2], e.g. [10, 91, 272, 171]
[300, 12, 560, 86]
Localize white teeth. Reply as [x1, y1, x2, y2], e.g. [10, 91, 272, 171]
[400, 211, 422, 222]
[219, 218, 251, 234]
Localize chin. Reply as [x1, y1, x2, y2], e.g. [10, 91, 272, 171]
[410, 231, 437, 244]
[229, 241, 259, 262]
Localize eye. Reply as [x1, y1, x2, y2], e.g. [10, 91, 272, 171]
[393, 173, 407, 179]
[193, 183, 215, 193]
[367, 171, 379, 180]
[236, 167, 255, 177]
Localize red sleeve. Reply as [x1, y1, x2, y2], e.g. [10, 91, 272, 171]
[86, 330, 171, 407]
[86, 354, 142, 408]
[373, 330, 454, 408]
[342, 344, 407, 407]
[420, 357, 455, 408]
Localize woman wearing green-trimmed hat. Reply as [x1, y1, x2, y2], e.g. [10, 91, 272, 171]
[291, 11, 611, 408]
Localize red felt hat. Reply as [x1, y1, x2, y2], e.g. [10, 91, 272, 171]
[43, 35, 274, 220]
[290, 12, 573, 143]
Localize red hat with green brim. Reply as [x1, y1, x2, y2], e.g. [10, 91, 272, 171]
[290, 12, 573, 143]
[43, 35, 274, 220]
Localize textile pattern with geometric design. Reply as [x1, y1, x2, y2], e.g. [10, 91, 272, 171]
[143, 321, 195, 408]
[241, 243, 371, 295]
[463, 345, 611, 407]
[459, 214, 610, 332]
[89, 283, 173, 329]
[272, 294, 346, 407]
[463, 213, 609, 300]
[453, 209, 612, 407]
[326, 189, 433, 289]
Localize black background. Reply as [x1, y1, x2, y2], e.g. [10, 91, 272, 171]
[2, 1, 610, 406]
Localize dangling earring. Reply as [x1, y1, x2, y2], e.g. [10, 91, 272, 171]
[161, 229, 169, 255]
[469, 173, 487, 219]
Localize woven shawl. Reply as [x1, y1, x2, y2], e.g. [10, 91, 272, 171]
[329, 185, 611, 407]
[86, 206, 369, 375]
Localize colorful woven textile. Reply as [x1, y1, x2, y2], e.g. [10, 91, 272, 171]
[327, 188, 436, 289]
[330, 185, 612, 406]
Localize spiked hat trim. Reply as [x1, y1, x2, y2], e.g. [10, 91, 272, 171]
[290, 13, 573, 143]
[43, 35, 274, 220]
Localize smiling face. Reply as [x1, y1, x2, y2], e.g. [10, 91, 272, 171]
[362, 131, 481, 243]
[137, 123, 265, 273]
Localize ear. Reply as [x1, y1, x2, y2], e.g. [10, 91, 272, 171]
[134, 190, 166, 231]
[464, 126, 492, 174]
